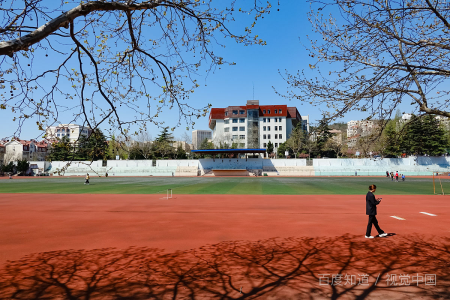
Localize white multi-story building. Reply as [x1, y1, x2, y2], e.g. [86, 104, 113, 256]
[208, 100, 302, 155]
[45, 124, 92, 143]
[192, 130, 212, 150]
[3, 139, 36, 162]
[347, 120, 374, 137]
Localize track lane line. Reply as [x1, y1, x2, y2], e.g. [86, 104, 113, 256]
[391, 216, 405, 220]
[420, 212, 437, 216]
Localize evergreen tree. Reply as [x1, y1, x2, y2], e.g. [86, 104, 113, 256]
[16, 159, 30, 174]
[316, 115, 332, 157]
[285, 123, 304, 158]
[266, 141, 274, 156]
[277, 141, 291, 158]
[77, 129, 108, 161]
[382, 120, 402, 157]
[47, 136, 73, 161]
[401, 115, 449, 156]
[199, 138, 213, 150]
[157, 127, 174, 143]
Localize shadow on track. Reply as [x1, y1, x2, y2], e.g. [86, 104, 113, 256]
[1, 234, 449, 299]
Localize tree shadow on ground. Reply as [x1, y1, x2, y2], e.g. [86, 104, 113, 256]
[0, 234, 449, 299]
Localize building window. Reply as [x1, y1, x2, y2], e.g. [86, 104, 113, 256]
[263, 109, 266, 114]
[240, 110, 245, 115]
[279, 126, 282, 131]
[275, 126, 278, 131]
[279, 118, 282, 122]
[275, 109, 278, 114]
[275, 143, 278, 147]
[225, 111, 228, 116]
[263, 143, 267, 147]
[224, 128, 230, 132]
[239, 118, 245, 123]
[267, 126, 270, 131]
[279, 109, 282, 114]
[279, 134, 283, 139]
[57, 134, 60, 137]
[275, 118, 278, 122]
[232, 135, 238, 140]
[275, 134, 278, 139]
[263, 118, 266, 123]
[268, 134, 271, 139]
[268, 110, 271, 114]
[232, 110, 238, 115]
[232, 119, 238, 123]
[267, 118, 270, 123]
[232, 127, 238, 131]
[224, 119, 229, 124]
[263, 134, 266, 139]
[239, 126, 245, 131]
[239, 135, 245, 139]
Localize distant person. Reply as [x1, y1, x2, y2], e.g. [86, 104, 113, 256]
[85, 173, 90, 185]
[402, 174, 405, 181]
[395, 171, 399, 182]
[9, 173, 12, 179]
[386, 171, 389, 178]
[365, 184, 387, 239]
[390, 172, 394, 181]
[355, 171, 358, 176]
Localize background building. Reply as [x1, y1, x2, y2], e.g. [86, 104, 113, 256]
[208, 100, 302, 154]
[45, 124, 92, 143]
[4, 140, 36, 162]
[192, 130, 212, 150]
[347, 120, 374, 137]
[172, 141, 191, 151]
[0, 142, 5, 165]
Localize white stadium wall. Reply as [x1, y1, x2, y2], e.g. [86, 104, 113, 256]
[41, 156, 450, 177]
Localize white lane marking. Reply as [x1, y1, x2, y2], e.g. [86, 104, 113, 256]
[391, 216, 405, 220]
[420, 212, 437, 216]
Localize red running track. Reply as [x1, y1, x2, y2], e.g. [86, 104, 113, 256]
[1, 193, 449, 265]
[1, 193, 450, 299]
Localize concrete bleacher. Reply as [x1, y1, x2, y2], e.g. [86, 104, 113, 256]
[313, 157, 450, 176]
[43, 156, 450, 177]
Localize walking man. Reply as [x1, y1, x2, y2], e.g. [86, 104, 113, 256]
[365, 184, 388, 238]
[85, 173, 90, 185]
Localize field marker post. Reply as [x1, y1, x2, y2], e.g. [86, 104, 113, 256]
[439, 178, 444, 195]
[433, 172, 436, 194]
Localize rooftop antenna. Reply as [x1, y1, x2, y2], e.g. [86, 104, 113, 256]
[252, 82, 254, 99]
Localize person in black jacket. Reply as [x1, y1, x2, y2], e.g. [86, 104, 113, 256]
[365, 184, 387, 238]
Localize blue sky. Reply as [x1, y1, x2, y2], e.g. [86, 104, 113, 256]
[0, 1, 407, 141]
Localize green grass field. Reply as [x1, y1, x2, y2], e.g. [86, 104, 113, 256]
[0, 176, 448, 195]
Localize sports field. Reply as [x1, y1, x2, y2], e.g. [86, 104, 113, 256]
[0, 176, 449, 194]
[1, 176, 450, 299]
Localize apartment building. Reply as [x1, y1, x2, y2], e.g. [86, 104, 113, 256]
[208, 100, 302, 154]
[45, 124, 92, 143]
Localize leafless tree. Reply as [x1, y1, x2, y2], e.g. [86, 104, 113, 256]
[132, 131, 153, 159]
[180, 131, 192, 145]
[0, 0, 272, 138]
[285, 126, 304, 158]
[281, 0, 450, 122]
